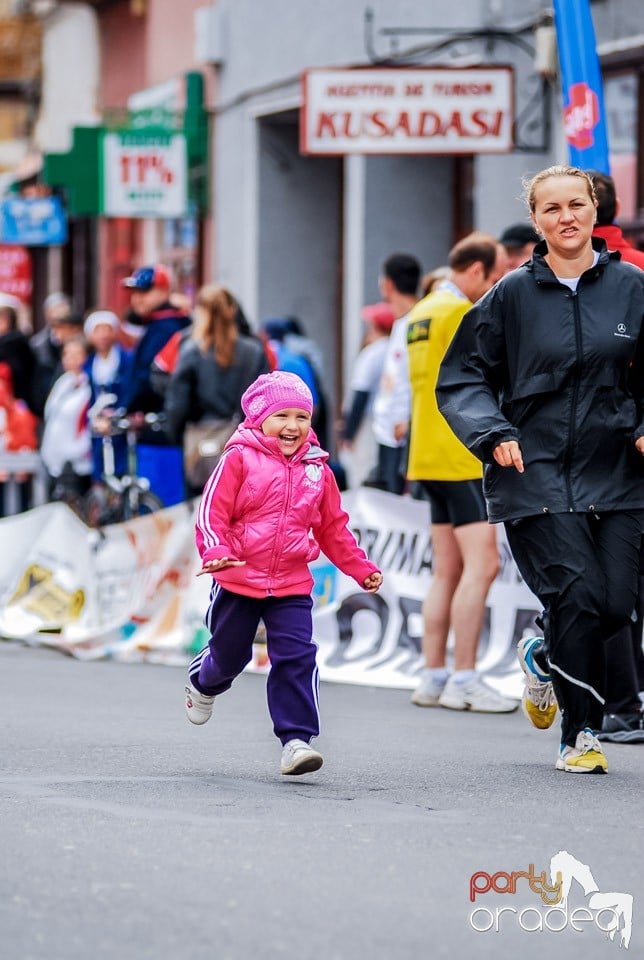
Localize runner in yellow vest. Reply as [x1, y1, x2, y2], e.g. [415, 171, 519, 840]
[407, 231, 517, 714]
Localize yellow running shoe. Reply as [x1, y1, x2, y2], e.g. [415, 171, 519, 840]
[517, 636, 558, 729]
[556, 729, 608, 774]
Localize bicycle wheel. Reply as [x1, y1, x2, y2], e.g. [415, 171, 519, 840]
[83, 486, 125, 527]
[122, 489, 164, 521]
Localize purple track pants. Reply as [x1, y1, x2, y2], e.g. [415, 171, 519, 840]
[189, 584, 320, 745]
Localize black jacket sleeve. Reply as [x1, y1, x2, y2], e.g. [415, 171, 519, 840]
[342, 390, 370, 441]
[630, 305, 644, 445]
[164, 347, 197, 444]
[436, 286, 521, 463]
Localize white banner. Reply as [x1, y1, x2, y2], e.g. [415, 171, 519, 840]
[0, 491, 540, 696]
[301, 67, 514, 155]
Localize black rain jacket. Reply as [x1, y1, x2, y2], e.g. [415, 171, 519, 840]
[436, 239, 644, 522]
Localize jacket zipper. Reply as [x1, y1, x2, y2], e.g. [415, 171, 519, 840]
[563, 289, 583, 511]
[266, 458, 293, 592]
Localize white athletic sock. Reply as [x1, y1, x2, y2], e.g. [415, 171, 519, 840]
[451, 668, 477, 684]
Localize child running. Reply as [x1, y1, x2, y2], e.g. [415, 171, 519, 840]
[186, 370, 383, 775]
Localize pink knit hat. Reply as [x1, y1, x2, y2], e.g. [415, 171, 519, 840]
[241, 371, 313, 426]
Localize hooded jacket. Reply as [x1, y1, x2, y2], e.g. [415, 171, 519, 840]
[195, 424, 379, 598]
[436, 239, 644, 522]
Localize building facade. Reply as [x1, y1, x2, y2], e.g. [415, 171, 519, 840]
[200, 0, 643, 408]
[0, 0, 642, 407]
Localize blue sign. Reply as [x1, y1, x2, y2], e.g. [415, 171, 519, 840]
[553, 0, 610, 173]
[0, 195, 68, 246]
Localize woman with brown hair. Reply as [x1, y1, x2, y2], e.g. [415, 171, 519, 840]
[164, 285, 269, 491]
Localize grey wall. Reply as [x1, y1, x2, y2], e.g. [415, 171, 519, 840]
[363, 155, 454, 302]
[211, 105, 253, 299]
[210, 0, 640, 399]
[214, 0, 509, 105]
[475, 151, 554, 238]
[257, 119, 342, 406]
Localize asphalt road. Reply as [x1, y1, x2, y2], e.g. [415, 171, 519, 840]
[1, 641, 642, 960]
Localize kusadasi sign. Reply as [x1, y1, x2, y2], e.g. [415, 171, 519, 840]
[300, 67, 514, 155]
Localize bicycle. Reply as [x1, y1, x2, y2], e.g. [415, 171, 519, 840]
[83, 400, 165, 527]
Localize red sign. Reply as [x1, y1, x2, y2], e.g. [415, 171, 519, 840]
[563, 82, 599, 150]
[0, 244, 32, 302]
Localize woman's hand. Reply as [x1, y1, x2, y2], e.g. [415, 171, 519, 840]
[197, 558, 246, 576]
[493, 440, 524, 473]
[636, 437, 644, 456]
[363, 571, 383, 593]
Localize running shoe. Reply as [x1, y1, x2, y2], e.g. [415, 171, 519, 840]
[596, 711, 644, 743]
[517, 636, 558, 729]
[185, 682, 215, 725]
[556, 728, 608, 774]
[438, 673, 518, 713]
[280, 739, 324, 776]
[411, 670, 449, 707]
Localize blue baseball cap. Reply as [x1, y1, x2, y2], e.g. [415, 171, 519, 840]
[122, 264, 171, 291]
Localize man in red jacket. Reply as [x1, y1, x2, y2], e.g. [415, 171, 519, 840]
[589, 169, 644, 269]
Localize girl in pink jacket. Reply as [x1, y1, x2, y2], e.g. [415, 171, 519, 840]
[186, 370, 383, 775]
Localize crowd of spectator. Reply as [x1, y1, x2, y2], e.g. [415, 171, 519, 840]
[0, 264, 332, 517]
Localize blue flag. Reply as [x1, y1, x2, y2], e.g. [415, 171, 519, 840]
[553, 0, 610, 173]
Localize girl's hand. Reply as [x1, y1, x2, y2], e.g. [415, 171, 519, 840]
[493, 440, 524, 473]
[636, 437, 644, 456]
[363, 571, 383, 593]
[197, 558, 246, 576]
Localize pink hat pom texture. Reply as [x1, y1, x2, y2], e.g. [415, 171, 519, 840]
[241, 371, 313, 425]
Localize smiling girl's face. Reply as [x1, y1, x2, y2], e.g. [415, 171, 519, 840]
[261, 407, 312, 457]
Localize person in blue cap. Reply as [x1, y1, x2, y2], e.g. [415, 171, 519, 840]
[120, 264, 191, 413]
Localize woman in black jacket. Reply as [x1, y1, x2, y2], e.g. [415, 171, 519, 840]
[164, 285, 269, 492]
[437, 165, 644, 775]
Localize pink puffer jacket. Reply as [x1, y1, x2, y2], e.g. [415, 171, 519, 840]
[195, 425, 379, 598]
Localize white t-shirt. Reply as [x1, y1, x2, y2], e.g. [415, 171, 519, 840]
[371, 311, 412, 448]
[90, 347, 120, 388]
[349, 336, 390, 401]
[555, 250, 600, 291]
[340, 335, 390, 488]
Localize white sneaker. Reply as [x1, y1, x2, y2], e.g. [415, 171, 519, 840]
[438, 673, 519, 713]
[185, 683, 215, 725]
[280, 739, 324, 776]
[411, 671, 449, 707]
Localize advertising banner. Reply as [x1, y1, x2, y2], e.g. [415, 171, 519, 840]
[0, 195, 67, 246]
[101, 129, 188, 218]
[0, 491, 540, 696]
[301, 67, 514, 155]
[553, 0, 610, 172]
[0, 244, 32, 301]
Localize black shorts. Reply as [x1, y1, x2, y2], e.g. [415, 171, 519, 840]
[418, 479, 488, 527]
